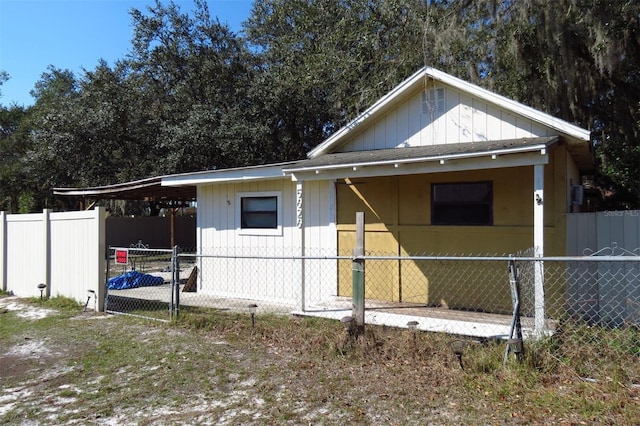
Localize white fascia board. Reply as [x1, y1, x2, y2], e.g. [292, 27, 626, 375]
[161, 164, 290, 187]
[287, 144, 548, 175]
[290, 151, 549, 182]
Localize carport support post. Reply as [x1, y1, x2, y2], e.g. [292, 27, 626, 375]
[104, 246, 111, 312]
[352, 212, 365, 336]
[172, 245, 180, 319]
[170, 208, 176, 248]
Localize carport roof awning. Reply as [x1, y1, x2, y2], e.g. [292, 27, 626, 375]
[283, 136, 559, 180]
[53, 175, 196, 201]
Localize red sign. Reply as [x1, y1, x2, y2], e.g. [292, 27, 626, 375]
[115, 249, 129, 265]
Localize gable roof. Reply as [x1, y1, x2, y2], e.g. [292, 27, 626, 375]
[307, 67, 591, 165]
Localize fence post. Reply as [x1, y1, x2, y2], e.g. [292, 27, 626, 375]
[95, 207, 106, 312]
[504, 258, 524, 365]
[352, 212, 365, 335]
[0, 211, 5, 292]
[43, 209, 51, 298]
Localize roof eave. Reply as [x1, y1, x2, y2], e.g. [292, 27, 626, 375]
[161, 162, 297, 187]
[286, 144, 551, 176]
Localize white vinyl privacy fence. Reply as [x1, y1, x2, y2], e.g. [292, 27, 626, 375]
[0, 208, 105, 308]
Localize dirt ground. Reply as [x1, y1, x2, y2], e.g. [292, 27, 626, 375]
[1, 296, 639, 425]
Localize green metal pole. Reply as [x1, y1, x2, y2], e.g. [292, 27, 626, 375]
[352, 212, 365, 336]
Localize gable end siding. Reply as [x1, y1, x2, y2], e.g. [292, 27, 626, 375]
[338, 86, 553, 153]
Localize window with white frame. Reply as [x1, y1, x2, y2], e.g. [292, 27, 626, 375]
[237, 191, 282, 235]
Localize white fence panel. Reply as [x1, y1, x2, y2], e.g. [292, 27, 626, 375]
[0, 212, 4, 292]
[1, 208, 105, 309]
[50, 209, 105, 306]
[5, 211, 48, 297]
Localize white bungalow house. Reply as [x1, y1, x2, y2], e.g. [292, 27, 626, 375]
[162, 66, 593, 318]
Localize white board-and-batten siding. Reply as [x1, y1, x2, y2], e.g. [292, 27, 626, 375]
[197, 179, 299, 252]
[196, 179, 337, 307]
[301, 180, 338, 308]
[338, 85, 554, 152]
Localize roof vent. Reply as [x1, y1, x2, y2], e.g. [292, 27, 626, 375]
[422, 87, 445, 116]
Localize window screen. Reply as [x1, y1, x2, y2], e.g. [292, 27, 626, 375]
[241, 196, 278, 229]
[431, 182, 493, 225]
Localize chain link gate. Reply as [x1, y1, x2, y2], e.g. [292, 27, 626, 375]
[105, 245, 178, 321]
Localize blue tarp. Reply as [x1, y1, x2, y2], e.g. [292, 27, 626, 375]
[108, 271, 165, 290]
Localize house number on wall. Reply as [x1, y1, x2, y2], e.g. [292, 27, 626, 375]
[296, 185, 303, 228]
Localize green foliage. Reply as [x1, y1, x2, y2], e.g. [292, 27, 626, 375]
[127, 0, 265, 172]
[42, 295, 83, 312]
[25, 295, 83, 315]
[1, 0, 637, 210]
[450, 0, 640, 206]
[17, 192, 35, 214]
[0, 70, 9, 99]
[245, 0, 429, 151]
[0, 104, 30, 212]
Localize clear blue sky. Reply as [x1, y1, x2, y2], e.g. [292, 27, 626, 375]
[0, 0, 254, 107]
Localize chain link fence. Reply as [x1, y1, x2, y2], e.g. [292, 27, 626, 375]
[105, 245, 640, 380]
[105, 245, 176, 321]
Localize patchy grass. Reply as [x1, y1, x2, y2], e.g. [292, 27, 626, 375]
[1, 296, 639, 425]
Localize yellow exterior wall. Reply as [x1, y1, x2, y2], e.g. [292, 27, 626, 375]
[336, 145, 571, 312]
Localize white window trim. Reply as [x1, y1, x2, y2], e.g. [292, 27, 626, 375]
[236, 191, 283, 236]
